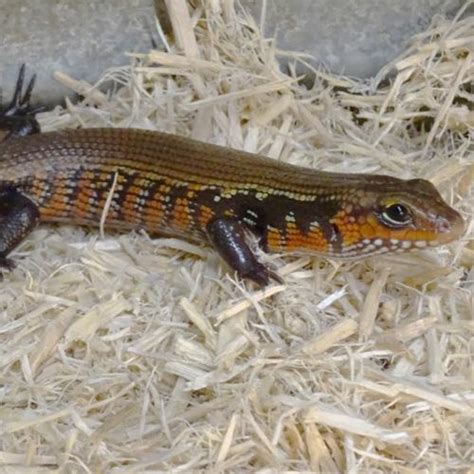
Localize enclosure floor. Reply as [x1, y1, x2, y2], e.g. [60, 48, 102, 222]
[0, 1, 472, 472]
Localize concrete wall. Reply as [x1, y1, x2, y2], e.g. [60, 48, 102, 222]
[0, 0, 159, 105]
[243, 0, 466, 78]
[0, 0, 467, 105]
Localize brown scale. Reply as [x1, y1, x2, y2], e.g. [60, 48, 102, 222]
[0, 119, 465, 284]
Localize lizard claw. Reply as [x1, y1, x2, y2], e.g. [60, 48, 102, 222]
[242, 262, 284, 287]
[2, 64, 43, 118]
[0, 65, 42, 140]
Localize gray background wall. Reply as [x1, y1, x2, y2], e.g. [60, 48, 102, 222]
[0, 0, 467, 105]
[245, 0, 465, 77]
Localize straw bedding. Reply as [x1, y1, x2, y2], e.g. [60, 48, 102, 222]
[0, 1, 472, 472]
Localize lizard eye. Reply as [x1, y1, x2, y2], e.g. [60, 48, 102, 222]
[380, 203, 412, 227]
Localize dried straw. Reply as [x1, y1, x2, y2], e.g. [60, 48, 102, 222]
[1, 0, 472, 472]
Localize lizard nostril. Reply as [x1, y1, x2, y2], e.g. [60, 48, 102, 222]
[437, 217, 451, 233]
[435, 211, 465, 243]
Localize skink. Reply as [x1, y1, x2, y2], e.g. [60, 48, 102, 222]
[0, 67, 465, 284]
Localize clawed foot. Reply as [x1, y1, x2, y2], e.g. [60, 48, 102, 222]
[241, 262, 284, 287]
[2, 64, 43, 117]
[0, 65, 42, 140]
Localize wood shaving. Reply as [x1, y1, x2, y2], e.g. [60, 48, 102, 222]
[0, 0, 472, 471]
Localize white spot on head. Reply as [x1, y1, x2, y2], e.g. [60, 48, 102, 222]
[401, 241, 412, 249]
[415, 241, 427, 248]
[214, 196, 221, 202]
[390, 239, 399, 245]
[374, 239, 383, 246]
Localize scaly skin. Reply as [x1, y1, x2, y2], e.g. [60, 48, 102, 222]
[0, 68, 466, 284]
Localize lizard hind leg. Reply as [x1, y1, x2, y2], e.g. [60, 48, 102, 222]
[0, 64, 42, 141]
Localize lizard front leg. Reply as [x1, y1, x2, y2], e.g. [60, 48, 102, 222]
[0, 187, 40, 269]
[207, 217, 282, 286]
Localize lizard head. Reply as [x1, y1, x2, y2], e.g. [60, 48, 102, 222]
[330, 178, 465, 258]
